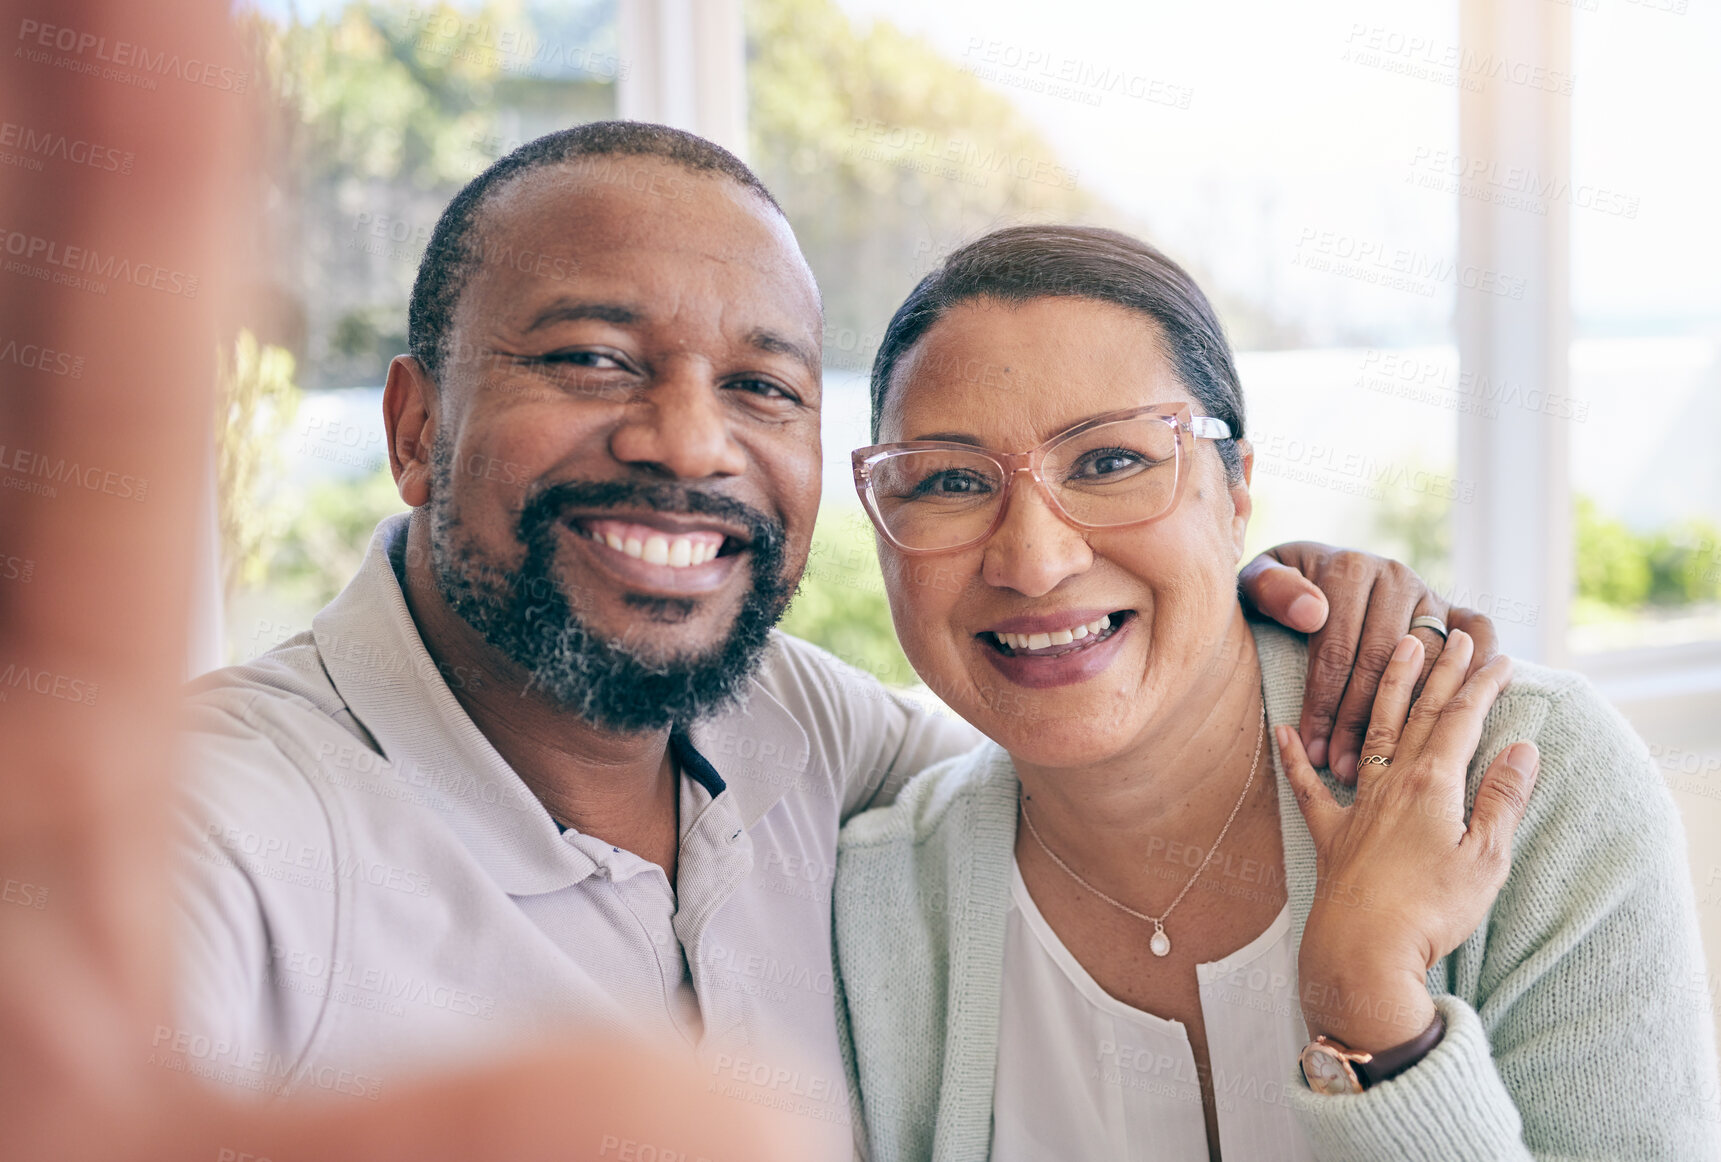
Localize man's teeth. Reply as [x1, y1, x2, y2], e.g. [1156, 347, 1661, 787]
[592, 529, 722, 567]
[995, 615, 1112, 652]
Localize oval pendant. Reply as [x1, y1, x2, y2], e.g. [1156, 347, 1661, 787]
[1149, 927, 1171, 957]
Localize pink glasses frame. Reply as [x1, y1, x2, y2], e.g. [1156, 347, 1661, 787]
[852, 402, 1234, 556]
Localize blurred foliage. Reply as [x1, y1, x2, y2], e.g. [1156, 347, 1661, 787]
[1575, 496, 1721, 611]
[1369, 469, 1454, 586]
[1369, 487, 1721, 617]
[746, 0, 1096, 372]
[215, 331, 303, 596]
[330, 305, 406, 362]
[745, 0, 1299, 360]
[243, 0, 615, 385]
[261, 2, 511, 188]
[778, 508, 918, 687]
[269, 466, 411, 609]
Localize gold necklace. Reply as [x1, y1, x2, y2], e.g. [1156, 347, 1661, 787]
[1019, 697, 1267, 958]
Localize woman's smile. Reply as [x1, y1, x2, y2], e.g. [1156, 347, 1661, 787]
[976, 608, 1136, 689]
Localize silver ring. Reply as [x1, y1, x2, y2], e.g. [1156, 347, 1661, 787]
[1409, 615, 1448, 638]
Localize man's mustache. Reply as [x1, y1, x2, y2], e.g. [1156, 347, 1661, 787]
[518, 479, 787, 559]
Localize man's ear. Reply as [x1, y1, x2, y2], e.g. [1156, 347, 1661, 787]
[1228, 438, 1254, 562]
[384, 355, 438, 508]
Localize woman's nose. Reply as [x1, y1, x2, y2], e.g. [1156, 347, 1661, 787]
[608, 371, 748, 480]
[981, 475, 1094, 597]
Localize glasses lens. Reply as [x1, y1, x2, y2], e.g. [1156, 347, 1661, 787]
[1044, 416, 1180, 527]
[865, 448, 1006, 549]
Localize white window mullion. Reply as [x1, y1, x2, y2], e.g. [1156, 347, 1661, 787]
[1454, 0, 1574, 665]
[617, 0, 748, 160]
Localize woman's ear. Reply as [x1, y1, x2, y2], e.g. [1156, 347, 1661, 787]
[1227, 438, 1254, 561]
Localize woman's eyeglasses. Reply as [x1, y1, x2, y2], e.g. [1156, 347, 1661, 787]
[852, 403, 1233, 555]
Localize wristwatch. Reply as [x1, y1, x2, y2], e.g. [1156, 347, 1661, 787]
[1299, 1010, 1446, 1095]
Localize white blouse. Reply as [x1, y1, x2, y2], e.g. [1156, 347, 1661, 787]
[993, 861, 1316, 1161]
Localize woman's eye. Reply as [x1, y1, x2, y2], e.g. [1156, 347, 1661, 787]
[913, 469, 992, 497]
[1069, 448, 1154, 480]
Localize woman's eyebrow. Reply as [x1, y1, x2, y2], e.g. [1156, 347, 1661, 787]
[909, 431, 985, 445]
[910, 411, 1116, 446]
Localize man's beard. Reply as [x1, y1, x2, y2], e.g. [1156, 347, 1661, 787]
[427, 443, 794, 734]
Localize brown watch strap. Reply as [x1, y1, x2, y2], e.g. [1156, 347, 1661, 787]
[1353, 1009, 1446, 1089]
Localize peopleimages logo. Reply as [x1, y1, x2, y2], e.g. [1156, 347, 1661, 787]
[0, 334, 83, 378]
[15, 18, 250, 92]
[0, 225, 199, 298]
[0, 441, 150, 502]
[0, 120, 134, 175]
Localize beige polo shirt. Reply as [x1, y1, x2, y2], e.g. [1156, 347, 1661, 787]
[170, 513, 977, 1158]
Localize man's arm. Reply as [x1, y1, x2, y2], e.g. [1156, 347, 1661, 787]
[756, 633, 981, 821]
[1239, 543, 1500, 785]
[170, 703, 345, 1074]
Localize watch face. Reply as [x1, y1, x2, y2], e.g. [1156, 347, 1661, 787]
[1301, 1046, 1360, 1096]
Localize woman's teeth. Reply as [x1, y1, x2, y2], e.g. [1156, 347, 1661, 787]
[993, 615, 1112, 653]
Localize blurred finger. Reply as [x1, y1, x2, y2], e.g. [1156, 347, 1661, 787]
[250, 1047, 808, 1162]
[1355, 635, 1424, 786]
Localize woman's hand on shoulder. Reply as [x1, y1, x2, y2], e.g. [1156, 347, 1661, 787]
[1277, 630, 1540, 1053]
[1239, 542, 1502, 786]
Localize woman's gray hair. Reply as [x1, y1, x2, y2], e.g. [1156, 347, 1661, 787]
[869, 225, 1246, 482]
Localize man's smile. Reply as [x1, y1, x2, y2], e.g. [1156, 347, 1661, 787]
[564, 513, 751, 596]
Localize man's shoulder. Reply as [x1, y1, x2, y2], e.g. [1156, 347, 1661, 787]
[838, 741, 1010, 852]
[179, 634, 371, 828]
[754, 630, 900, 713]
[187, 632, 348, 727]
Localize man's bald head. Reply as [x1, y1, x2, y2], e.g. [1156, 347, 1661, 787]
[407, 120, 785, 382]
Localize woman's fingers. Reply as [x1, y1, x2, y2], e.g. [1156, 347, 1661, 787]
[1421, 653, 1516, 776]
[1355, 634, 1424, 783]
[1275, 725, 1342, 846]
[1461, 741, 1540, 876]
[1396, 627, 1477, 760]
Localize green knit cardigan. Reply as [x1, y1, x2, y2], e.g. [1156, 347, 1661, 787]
[833, 621, 1721, 1160]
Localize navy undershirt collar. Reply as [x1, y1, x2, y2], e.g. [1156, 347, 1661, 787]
[552, 731, 725, 835]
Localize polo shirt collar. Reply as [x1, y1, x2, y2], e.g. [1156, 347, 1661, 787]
[313, 514, 593, 897]
[313, 514, 803, 894]
[685, 678, 803, 831]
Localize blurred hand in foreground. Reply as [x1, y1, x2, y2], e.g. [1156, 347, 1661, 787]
[0, 3, 797, 1159]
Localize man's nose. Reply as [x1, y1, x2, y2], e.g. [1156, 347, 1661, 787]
[981, 475, 1094, 597]
[608, 370, 748, 480]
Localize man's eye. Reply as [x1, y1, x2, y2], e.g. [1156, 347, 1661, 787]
[542, 350, 625, 371]
[728, 378, 801, 404]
